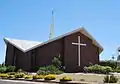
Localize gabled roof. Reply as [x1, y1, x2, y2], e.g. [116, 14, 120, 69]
[4, 38, 42, 52]
[27, 27, 103, 53]
[4, 27, 103, 53]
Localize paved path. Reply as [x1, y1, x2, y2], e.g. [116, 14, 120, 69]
[0, 80, 56, 84]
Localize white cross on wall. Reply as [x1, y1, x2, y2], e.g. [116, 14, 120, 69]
[72, 36, 86, 66]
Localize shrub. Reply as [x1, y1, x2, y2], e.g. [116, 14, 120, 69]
[113, 69, 120, 73]
[33, 75, 44, 79]
[60, 76, 72, 81]
[44, 65, 57, 72]
[54, 70, 64, 74]
[24, 75, 33, 79]
[109, 75, 118, 83]
[44, 74, 56, 80]
[0, 74, 8, 79]
[8, 75, 15, 79]
[83, 66, 88, 73]
[103, 75, 118, 83]
[37, 70, 49, 75]
[38, 67, 47, 71]
[37, 65, 64, 75]
[17, 69, 24, 72]
[7, 72, 16, 75]
[103, 75, 109, 83]
[87, 64, 112, 74]
[6, 66, 16, 72]
[0, 65, 16, 73]
[52, 56, 62, 68]
[104, 66, 113, 74]
[14, 73, 25, 78]
[100, 61, 117, 69]
[0, 66, 7, 73]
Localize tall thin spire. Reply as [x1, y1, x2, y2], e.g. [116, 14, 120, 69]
[49, 9, 54, 39]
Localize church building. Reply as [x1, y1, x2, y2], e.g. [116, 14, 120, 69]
[4, 27, 103, 72]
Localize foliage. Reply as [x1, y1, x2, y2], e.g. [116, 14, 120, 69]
[109, 75, 118, 83]
[100, 61, 117, 69]
[8, 75, 15, 79]
[87, 64, 112, 74]
[52, 56, 62, 68]
[14, 73, 25, 78]
[37, 65, 63, 75]
[103, 75, 118, 83]
[113, 68, 120, 73]
[83, 66, 88, 73]
[0, 65, 16, 73]
[54, 70, 64, 74]
[40, 65, 57, 71]
[6, 66, 16, 72]
[16, 69, 28, 75]
[44, 74, 56, 80]
[24, 75, 33, 79]
[104, 66, 113, 74]
[17, 69, 24, 72]
[60, 76, 72, 81]
[33, 75, 44, 79]
[7, 72, 16, 75]
[37, 70, 49, 75]
[103, 75, 109, 83]
[0, 74, 8, 79]
[0, 66, 7, 73]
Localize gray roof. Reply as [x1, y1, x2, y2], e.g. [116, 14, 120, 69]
[4, 27, 103, 53]
[4, 38, 42, 52]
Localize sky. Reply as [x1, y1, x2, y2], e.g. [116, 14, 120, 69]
[0, 0, 120, 63]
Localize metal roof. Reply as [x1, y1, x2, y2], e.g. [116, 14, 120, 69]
[4, 27, 103, 53]
[4, 38, 42, 52]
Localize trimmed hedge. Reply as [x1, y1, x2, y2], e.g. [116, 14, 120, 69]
[44, 74, 56, 80]
[14, 73, 25, 78]
[33, 75, 44, 79]
[24, 75, 33, 79]
[0, 74, 9, 79]
[60, 76, 72, 81]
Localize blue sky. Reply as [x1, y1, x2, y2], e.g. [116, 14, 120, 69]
[0, 0, 120, 63]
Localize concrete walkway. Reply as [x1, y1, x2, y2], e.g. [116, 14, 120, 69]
[0, 79, 56, 84]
